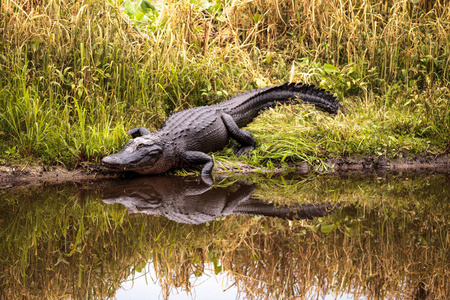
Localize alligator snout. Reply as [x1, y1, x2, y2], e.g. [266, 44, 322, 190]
[101, 155, 114, 165]
[102, 154, 123, 169]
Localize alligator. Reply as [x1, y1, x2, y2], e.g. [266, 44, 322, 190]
[102, 82, 339, 176]
[101, 175, 336, 224]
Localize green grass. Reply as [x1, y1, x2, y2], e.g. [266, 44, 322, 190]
[0, 0, 449, 169]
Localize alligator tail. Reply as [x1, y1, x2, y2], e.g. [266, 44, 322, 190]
[234, 200, 336, 220]
[226, 82, 340, 127]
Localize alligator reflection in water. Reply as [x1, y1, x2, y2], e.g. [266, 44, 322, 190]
[102, 176, 335, 224]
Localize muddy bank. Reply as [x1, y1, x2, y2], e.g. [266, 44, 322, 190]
[324, 154, 450, 173]
[1, 155, 450, 188]
[0, 162, 118, 188]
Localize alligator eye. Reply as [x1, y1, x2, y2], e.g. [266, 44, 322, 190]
[147, 145, 162, 155]
[148, 148, 162, 155]
[136, 144, 162, 155]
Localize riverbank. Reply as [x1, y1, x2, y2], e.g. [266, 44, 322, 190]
[2, 154, 449, 188]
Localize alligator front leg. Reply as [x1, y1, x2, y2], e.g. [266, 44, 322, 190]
[183, 151, 214, 184]
[221, 114, 256, 156]
[128, 127, 151, 138]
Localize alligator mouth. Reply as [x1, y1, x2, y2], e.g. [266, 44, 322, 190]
[102, 155, 139, 170]
[102, 153, 155, 171]
[101, 162, 128, 171]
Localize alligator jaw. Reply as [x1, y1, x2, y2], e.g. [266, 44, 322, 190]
[102, 150, 156, 171]
[102, 154, 137, 171]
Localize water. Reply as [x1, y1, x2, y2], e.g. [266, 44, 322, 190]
[0, 172, 449, 299]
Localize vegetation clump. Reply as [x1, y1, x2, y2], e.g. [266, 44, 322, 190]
[0, 0, 449, 170]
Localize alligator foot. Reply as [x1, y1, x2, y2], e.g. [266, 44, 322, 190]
[128, 127, 151, 138]
[222, 114, 256, 156]
[235, 145, 255, 157]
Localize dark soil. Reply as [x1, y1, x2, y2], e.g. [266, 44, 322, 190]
[1, 155, 450, 188]
[0, 162, 119, 188]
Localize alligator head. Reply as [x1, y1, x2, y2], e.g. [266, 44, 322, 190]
[102, 135, 170, 174]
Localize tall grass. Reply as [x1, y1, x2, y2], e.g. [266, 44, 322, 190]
[0, 0, 449, 167]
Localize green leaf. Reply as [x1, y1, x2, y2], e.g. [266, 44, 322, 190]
[320, 223, 335, 233]
[141, 0, 156, 13]
[123, 0, 137, 16]
[214, 263, 223, 275]
[136, 12, 145, 21]
[266, 52, 271, 64]
[254, 78, 266, 88]
[323, 63, 339, 74]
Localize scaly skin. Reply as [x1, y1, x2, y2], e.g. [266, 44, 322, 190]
[102, 82, 340, 176]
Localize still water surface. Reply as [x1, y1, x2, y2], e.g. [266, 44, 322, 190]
[1, 172, 449, 299]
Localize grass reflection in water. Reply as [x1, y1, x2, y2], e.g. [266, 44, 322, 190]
[0, 173, 449, 299]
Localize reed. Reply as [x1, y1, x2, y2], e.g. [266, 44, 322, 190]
[0, 0, 449, 169]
